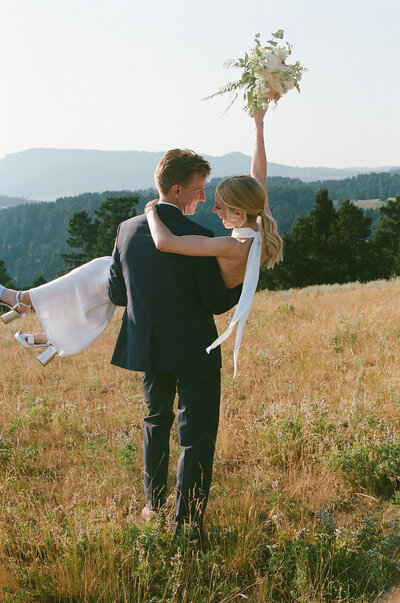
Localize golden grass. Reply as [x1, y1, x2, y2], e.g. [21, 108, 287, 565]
[2, 278, 400, 600]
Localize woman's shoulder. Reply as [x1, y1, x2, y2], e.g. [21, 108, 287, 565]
[214, 234, 248, 258]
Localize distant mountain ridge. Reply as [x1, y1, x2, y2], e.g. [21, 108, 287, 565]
[1, 148, 398, 201]
[0, 194, 32, 209]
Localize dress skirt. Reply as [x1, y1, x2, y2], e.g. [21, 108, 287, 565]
[29, 257, 115, 356]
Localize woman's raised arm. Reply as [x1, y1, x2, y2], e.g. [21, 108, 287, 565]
[251, 109, 272, 217]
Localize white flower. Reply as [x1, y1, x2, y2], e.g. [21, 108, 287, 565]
[263, 53, 281, 71]
[273, 47, 290, 61]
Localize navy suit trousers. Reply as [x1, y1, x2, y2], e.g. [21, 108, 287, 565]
[141, 368, 221, 526]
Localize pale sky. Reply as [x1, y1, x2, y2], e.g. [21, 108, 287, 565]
[1, 0, 399, 168]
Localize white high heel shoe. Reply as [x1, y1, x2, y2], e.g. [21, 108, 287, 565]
[37, 345, 59, 367]
[14, 331, 50, 349]
[0, 286, 31, 324]
[14, 331, 59, 367]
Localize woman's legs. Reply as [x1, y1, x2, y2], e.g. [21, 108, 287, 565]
[18, 332, 48, 345]
[0, 287, 31, 311]
[1, 288, 48, 345]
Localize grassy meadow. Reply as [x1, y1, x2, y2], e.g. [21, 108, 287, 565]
[2, 279, 400, 601]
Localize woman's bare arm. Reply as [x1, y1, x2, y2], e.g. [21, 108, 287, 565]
[251, 109, 272, 217]
[145, 202, 235, 258]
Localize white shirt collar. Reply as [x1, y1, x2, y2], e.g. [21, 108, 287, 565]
[158, 201, 181, 212]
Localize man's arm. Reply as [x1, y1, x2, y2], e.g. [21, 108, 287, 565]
[196, 256, 242, 315]
[108, 226, 127, 306]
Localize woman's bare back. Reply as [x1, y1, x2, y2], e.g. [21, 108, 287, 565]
[216, 236, 254, 288]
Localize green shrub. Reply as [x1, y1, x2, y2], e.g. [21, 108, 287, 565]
[331, 440, 400, 497]
[263, 513, 400, 602]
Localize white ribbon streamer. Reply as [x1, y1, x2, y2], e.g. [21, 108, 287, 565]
[206, 227, 262, 378]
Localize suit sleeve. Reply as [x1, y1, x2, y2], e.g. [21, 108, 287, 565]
[108, 225, 127, 306]
[195, 255, 242, 315]
[191, 227, 241, 314]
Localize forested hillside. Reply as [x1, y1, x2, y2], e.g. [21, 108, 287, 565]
[0, 171, 399, 286]
[268, 171, 400, 231]
[0, 190, 155, 285]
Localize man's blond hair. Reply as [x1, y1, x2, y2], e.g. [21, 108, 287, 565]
[154, 149, 211, 194]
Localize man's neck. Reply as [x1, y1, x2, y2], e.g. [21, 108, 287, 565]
[158, 195, 182, 212]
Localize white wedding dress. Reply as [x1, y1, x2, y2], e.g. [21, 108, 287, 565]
[29, 227, 262, 371]
[30, 256, 115, 356]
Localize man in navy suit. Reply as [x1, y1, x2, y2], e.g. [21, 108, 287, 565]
[108, 149, 241, 533]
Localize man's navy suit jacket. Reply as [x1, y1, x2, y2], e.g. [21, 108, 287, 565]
[108, 204, 241, 375]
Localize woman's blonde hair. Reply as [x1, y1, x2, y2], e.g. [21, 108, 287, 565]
[216, 175, 283, 269]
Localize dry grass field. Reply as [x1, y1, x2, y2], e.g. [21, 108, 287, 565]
[353, 198, 396, 210]
[2, 278, 400, 601]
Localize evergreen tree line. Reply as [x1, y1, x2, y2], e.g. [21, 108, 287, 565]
[0, 190, 155, 286]
[60, 195, 139, 271]
[260, 190, 400, 290]
[0, 169, 399, 287]
[4, 187, 399, 297]
[61, 188, 400, 291]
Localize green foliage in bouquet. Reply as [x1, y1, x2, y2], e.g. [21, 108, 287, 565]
[204, 31, 306, 116]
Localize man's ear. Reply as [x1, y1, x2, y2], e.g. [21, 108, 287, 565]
[170, 184, 180, 197]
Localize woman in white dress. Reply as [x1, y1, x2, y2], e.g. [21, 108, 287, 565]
[0, 257, 116, 365]
[0, 110, 283, 371]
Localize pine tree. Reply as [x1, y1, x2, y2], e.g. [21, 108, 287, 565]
[371, 196, 400, 278]
[61, 195, 139, 271]
[94, 196, 139, 256]
[263, 188, 338, 288]
[0, 259, 13, 288]
[61, 210, 97, 270]
[333, 199, 371, 283]
[305, 188, 338, 284]
[259, 189, 372, 290]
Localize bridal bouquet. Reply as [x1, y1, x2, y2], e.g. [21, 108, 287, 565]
[205, 30, 306, 115]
